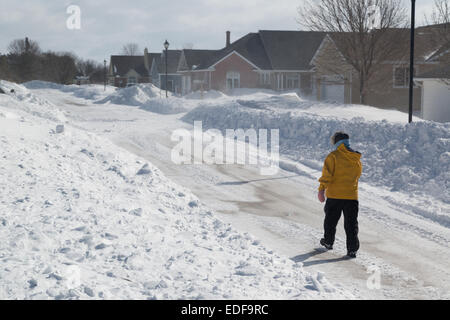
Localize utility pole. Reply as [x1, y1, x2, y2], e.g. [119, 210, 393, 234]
[408, 0, 416, 123]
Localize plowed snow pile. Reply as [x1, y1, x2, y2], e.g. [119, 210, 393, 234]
[23, 80, 116, 101]
[0, 82, 350, 299]
[183, 98, 450, 207]
[96, 84, 188, 114]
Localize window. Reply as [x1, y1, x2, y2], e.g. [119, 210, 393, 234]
[393, 67, 416, 88]
[226, 71, 240, 90]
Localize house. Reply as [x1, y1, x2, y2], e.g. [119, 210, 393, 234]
[178, 31, 327, 95]
[150, 50, 182, 94]
[415, 65, 450, 122]
[108, 48, 158, 88]
[311, 24, 450, 111]
[177, 49, 217, 94]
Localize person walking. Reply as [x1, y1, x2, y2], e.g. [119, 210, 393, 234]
[318, 132, 362, 258]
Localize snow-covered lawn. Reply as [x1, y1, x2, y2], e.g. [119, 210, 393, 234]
[1, 80, 449, 299]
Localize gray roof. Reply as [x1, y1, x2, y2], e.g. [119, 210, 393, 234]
[194, 30, 327, 71]
[427, 41, 450, 62]
[180, 49, 217, 71]
[327, 26, 449, 63]
[158, 50, 182, 74]
[417, 65, 450, 79]
[417, 22, 450, 32]
[195, 33, 272, 70]
[259, 30, 327, 70]
[110, 55, 148, 77]
[147, 53, 160, 66]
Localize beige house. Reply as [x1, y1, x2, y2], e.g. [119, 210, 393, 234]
[311, 25, 450, 112]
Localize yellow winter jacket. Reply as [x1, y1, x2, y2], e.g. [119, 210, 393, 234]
[318, 144, 362, 200]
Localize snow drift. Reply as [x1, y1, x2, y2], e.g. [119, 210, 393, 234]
[96, 84, 188, 114]
[0, 80, 67, 123]
[23, 80, 116, 101]
[184, 90, 227, 100]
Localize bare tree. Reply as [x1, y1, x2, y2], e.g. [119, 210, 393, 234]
[121, 43, 140, 56]
[76, 58, 101, 76]
[7, 37, 41, 55]
[75, 58, 105, 83]
[0, 54, 12, 81]
[429, 0, 450, 24]
[425, 0, 450, 43]
[7, 37, 42, 82]
[298, 0, 408, 104]
[40, 51, 78, 84]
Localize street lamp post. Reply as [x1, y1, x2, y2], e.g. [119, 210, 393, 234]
[164, 40, 170, 98]
[104, 59, 107, 91]
[408, 0, 416, 123]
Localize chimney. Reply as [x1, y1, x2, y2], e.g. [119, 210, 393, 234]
[144, 47, 149, 70]
[226, 31, 231, 47]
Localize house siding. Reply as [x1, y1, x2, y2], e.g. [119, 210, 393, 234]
[181, 71, 212, 92]
[355, 63, 439, 111]
[312, 36, 445, 111]
[312, 37, 354, 104]
[210, 53, 259, 91]
[160, 74, 182, 95]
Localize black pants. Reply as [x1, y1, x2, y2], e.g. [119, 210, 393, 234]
[323, 198, 360, 252]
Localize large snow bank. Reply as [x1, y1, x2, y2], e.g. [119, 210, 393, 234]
[95, 84, 188, 114]
[23, 80, 116, 101]
[227, 88, 279, 97]
[0, 80, 67, 123]
[96, 83, 161, 103]
[230, 94, 419, 123]
[0, 82, 350, 300]
[182, 100, 450, 205]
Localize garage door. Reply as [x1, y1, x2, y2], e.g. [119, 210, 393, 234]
[321, 83, 345, 103]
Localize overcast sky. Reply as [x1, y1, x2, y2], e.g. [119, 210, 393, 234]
[0, 0, 438, 63]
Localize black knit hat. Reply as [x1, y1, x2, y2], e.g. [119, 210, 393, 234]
[331, 132, 350, 145]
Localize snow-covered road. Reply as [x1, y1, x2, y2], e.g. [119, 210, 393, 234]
[34, 87, 450, 300]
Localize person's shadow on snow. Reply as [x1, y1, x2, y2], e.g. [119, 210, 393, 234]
[291, 248, 348, 267]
